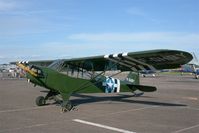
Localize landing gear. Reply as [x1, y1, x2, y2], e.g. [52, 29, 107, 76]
[61, 101, 73, 112]
[36, 96, 46, 106]
[35, 91, 74, 113]
[35, 91, 60, 106]
[133, 91, 144, 97]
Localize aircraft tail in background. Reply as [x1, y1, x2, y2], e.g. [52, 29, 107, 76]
[188, 52, 199, 79]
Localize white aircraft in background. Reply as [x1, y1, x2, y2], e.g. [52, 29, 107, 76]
[183, 52, 199, 79]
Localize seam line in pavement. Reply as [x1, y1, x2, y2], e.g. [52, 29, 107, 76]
[173, 124, 199, 133]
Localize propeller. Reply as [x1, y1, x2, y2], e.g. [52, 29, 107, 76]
[16, 62, 38, 77]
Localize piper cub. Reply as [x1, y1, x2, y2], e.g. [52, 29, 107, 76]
[12, 49, 193, 112]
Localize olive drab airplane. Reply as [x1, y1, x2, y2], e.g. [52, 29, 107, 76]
[12, 49, 193, 112]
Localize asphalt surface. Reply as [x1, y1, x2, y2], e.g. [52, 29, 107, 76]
[0, 75, 199, 133]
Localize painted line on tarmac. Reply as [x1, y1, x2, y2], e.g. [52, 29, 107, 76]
[173, 124, 199, 133]
[0, 106, 55, 113]
[73, 119, 136, 133]
[182, 97, 198, 101]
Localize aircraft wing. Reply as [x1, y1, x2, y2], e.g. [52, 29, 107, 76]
[12, 49, 193, 72]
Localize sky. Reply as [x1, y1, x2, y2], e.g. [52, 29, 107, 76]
[0, 0, 199, 64]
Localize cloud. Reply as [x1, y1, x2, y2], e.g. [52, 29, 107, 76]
[67, 32, 199, 54]
[126, 7, 146, 16]
[68, 32, 168, 42]
[0, 42, 111, 62]
[0, 16, 57, 36]
[1, 32, 199, 64]
[126, 7, 159, 23]
[0, 55, 5, 59]
[40, 42, 113, 55]
[68, 32, 199, 44]
[0, 1, 73, 36]
[0, 0, 17, 12]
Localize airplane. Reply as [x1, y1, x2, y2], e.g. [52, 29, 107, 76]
[140, 70, 156, 77]
[188, 52, 199, 79]
[189, 64, 199, 79]
[181, 52, 199, 79]
[11, 49, 193, 112]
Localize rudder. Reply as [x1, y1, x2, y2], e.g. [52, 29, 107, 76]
[126, 71, 140, 85]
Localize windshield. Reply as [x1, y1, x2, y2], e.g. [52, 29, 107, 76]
[30, 65, 43, 76]
[48, 60, 65, 71]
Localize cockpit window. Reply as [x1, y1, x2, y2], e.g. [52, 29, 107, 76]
[38, 69, 42, 74]
[48, 59, 65, 71]
[30, 66, 43, 77]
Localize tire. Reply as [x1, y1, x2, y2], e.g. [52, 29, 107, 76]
[35, 96, 46, 106]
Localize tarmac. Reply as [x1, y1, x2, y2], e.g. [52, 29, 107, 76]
[0, 74, 199, 133]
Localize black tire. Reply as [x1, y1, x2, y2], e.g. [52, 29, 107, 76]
[61, 101, 73, 112]
[36, 96, 46, 106]
[66, 101, 73, 111]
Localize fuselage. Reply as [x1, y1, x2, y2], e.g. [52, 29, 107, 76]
[26, 66, 143, 94]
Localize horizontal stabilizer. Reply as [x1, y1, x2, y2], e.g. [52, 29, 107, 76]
[127, 84, 157, 92]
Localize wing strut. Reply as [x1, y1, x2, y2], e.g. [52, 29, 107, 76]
[73, 62, 121, 93]
[121, 54, 156, 71]
[104, 53, 156, 71]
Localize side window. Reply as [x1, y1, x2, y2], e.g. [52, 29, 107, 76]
[31, 68, 37, 73]
[31, 66, 43, 77]
[38, 70, 42, 74]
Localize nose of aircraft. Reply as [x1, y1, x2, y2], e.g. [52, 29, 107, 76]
[16, 62, 39, 84]
[26, 72, 36, 84]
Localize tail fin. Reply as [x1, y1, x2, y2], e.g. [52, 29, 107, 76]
[126, 72, 157, 92]
[129, 84, 157, 92]
[126, 72, 140, 85]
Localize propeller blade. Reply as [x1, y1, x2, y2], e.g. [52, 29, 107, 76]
[16, 62, 38, 77]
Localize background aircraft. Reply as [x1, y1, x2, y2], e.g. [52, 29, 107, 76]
[12, 49, 193, 112]
[181, 52, 199, 79]
[140, 70, 156, 77]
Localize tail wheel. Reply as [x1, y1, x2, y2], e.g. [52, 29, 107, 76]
[36, 96, 46, 106]
[61, 101, 73, 112]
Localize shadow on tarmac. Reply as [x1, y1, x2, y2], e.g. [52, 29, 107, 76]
[70, 93, 187, 107]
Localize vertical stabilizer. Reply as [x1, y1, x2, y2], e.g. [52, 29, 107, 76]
[126, 71, 140, 85]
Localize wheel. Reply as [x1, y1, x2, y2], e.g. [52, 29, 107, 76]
[66, 101, 73, 110]
[133, 92, 144, 97]
[61, 101, 73, 112]
[35, 96, 46, 106]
